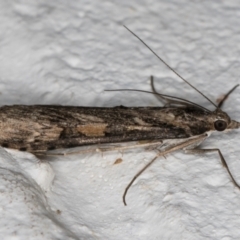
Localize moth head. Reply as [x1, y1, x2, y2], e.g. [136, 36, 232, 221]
[213, 109, 240, 131]
[211, 84, 240, 131]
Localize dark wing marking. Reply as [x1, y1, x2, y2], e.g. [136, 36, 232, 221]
[0, 105, 213, 153]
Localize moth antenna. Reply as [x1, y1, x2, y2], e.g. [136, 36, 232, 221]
[123, 25, 218, 108]
[105, 89, 211, 112]
[217, 84, 239, 109]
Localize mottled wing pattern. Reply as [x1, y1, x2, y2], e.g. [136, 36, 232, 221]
[0, 105, 214, 153]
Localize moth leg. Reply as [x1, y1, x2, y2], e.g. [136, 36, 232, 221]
[150, 75, 169, 104]
[43, 140, 164, 157]
[142, 140, 163, 151]
[151, 76, 189, 107]
[123, 154, 159, 206]
[185, 148, 240, 190]
[96, 140, 163, 153]
[123, 134, 207, 206]
[43, 145, 127, 156]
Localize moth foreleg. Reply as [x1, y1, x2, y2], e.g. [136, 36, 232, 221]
[123, 134, 207, 206]
[185, 148, 240, 190]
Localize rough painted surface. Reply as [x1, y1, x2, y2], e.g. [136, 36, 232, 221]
[0, 0, 240, 239]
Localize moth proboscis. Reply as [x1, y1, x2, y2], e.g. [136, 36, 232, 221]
[0, 26, 239, 206]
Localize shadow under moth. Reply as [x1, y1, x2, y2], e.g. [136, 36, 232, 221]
[1, 26, 239, 205]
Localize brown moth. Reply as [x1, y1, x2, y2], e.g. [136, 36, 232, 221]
[0, 26, 239, 205]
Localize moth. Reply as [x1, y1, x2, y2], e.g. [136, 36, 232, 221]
[1, 26, 239, 206]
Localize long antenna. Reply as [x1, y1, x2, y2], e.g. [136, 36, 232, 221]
[123, 25, 218, 108]
[105, 89, 211, 112]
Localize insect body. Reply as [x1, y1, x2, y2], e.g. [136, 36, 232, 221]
[0, 104, 238, 154]
[1, 84, 239, 206]
[1, 26, 239, 205]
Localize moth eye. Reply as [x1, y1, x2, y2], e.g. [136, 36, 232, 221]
[214, 120, 227, 131]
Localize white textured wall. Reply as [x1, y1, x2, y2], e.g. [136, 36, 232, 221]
[0, 1, 240, 239]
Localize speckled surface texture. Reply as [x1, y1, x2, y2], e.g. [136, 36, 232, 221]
[0, 1, 240, 239]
